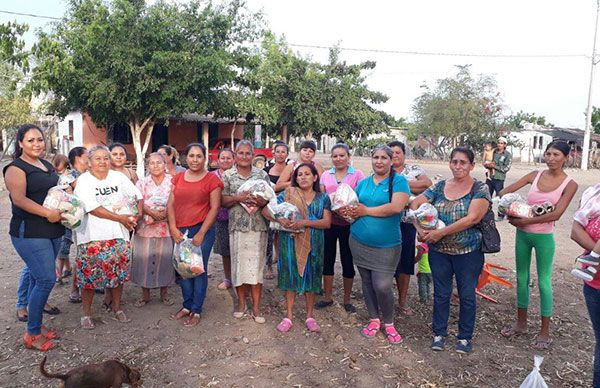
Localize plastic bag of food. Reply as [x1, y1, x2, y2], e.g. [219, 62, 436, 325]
[497, 193, 533, 218]
[403, 203, 446, 230]
[172, 231, 205, 278]
[43, 187, 85, 229]
[57, 174, 75, 189]
[143, 195, 167, 225]
[112, 191, 139, 216]
[519, 355, 548, 388]
[267, 202, 305, 233]
[236, 179, 276, 214]
[330, 183, 359, 223]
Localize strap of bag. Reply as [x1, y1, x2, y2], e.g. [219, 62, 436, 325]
[388, 169, 395, 203]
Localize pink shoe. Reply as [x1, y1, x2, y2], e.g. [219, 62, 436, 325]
[361, 319, 381, 338]
[217, 279, 232, 290]
[276, 318, 293, 332]
[383, 324, 403, 345]
[305, 317, 321, 332]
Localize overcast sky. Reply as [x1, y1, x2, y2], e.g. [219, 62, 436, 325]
[2, 0, 599, 128]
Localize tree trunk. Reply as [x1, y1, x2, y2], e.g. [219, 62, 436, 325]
[281, 123, 288, 144]
[129, 116, 155, 178]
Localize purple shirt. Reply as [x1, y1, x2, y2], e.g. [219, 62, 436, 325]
[320, 166, 365, 225]
[211, 169, 229, 222]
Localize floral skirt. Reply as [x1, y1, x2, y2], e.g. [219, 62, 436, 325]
[77, 239, 131, 290]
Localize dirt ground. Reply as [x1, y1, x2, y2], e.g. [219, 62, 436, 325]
[0, 156, 597, 387]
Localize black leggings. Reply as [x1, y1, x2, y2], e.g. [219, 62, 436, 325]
[323, 224, 355, 278]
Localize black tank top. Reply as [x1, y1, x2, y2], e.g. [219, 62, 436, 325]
[3, 158, 65, 238]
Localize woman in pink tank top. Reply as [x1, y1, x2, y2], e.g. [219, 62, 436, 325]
[498, 141, 578, 350]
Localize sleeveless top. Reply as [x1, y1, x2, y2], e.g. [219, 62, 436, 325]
[3, 158, 65, 238]
[520, 171, 572, 234]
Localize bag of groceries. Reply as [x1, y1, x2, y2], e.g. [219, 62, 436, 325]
[236, 179, 276, 214]
[172, 231, 205, 278]
[403, 203, 446, 230]
[43, 187, 85, 229]
[267, 202, 305, 233]
[330, 183, 359, 223]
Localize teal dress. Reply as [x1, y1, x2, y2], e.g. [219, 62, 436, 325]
[277, 192, 331, 294]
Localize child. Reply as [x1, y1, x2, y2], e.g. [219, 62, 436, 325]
[482, 143, 495, 181]
[572, 241, 600, 281]
[52, 154, 71, 285]
[53, 154, 69, 175]
[415, 242, 432, 302]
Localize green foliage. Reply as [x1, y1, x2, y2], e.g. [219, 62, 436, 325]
[346, 136, 394, 157]
[592, 106, 600, 135]
[504, 110, 552, 129]
[0, 22, 29, 72]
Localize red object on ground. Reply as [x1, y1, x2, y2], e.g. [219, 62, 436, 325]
[476, 263, 513, 304]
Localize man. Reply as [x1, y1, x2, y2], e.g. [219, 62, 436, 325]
[487, 136, 512, 220]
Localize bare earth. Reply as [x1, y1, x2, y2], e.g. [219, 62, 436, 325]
[0, 157, 597, 387]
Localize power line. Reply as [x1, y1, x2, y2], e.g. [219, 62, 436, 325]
[289, 43, 589, 59]
[0, 10, 61, 21]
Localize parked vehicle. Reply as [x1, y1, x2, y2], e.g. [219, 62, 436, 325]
[208, 139, 273, 169]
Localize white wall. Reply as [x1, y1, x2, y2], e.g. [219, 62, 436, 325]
[509, 130, 553, 163]
[56, 112, 83, 155]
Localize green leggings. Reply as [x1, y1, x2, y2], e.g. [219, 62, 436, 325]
[515, 229, 555, 317]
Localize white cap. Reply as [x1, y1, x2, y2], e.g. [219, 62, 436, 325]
[498, 136, 508, 144]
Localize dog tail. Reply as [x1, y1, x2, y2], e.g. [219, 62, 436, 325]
[40, 356, 68, 381]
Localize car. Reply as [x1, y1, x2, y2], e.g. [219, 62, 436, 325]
[208, 139, 273, 169]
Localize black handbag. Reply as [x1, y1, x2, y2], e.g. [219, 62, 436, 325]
[471, 181, 501, 254]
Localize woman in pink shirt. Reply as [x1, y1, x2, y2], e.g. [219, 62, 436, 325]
[499, 141, 578, 349]
[316, 143, 365, 313]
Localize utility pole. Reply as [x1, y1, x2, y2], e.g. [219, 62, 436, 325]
[582, 0, 600, 170]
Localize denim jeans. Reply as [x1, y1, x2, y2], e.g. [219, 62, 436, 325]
[16, 265, 30, 309]
[417, 272, 432, 302]
[584, 283, 600, 388]
[429, 247, 484, 340]
[10, 222, 61, 335]
[57, 228, 73, 259]
[177, 223, 216, 314]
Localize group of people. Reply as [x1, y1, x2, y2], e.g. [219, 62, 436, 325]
[7, 123, 600, 384]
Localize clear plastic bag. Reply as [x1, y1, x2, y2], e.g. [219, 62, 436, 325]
[42, 187, 85, 229]
[330, 183, 359, 223]
[236, 179, 276, 214]
[172, 231, 205, 278]
[111, 191, 139, 216]
[498, 193, 533, 218]
[143, 195, 168, 225]
[519, 356, 548, 388]
[267, 202, 305, 233]
[403, 203, 446, 230]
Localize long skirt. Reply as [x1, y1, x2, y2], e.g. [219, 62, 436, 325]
[77, 239, 130, 289]
[131, 235, 176, 288]
[230, 230, 267, 287]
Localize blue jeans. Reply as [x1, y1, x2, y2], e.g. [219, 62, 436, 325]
[584, 283, 600, 388]
[10, 223, 61, 334]
[57, 228, 73, 259]
[429, 247, 484, 340]
[16, 265, 31, 309]
[177, 223, 216, 314]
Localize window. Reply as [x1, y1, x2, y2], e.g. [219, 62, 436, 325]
[538, 136, 544, 150]
[112, 122, 133, 144]
[533, 136, 537, 149]
[68, 120, 74, 140]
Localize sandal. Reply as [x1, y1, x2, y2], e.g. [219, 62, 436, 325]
[233, 311, 246, 319]
[113, 310, 131, 323]
[184, 313, 201, 327]
[315, 300, 334, 309]
[217, 279, 232, 290]
[102, 301, 112, 313]
[134, 299, 150, 308]
[170, 307, 190, 320]
[264, 269, 274, 280]
[43, 306, 61, 315]
[531, 335, 553, 350]
[399, 305, 414, 316]
[361, 319, 381, 338]
[16, 311, 28, 322]
[69, 292, 82, 304]
[23, 333, 55, 351]
[80, 316, 95, 330]
[251, 312, 265, 324]
[161, 298, 174, 306]
[500, 325, 528, 338]
[276, 318, 293, 332]
[41, 326, 59, 339]
[383, 325, 403, 344]
[305, 318, 321, 332]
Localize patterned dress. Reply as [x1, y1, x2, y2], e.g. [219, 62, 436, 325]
[131, 174, 175, 288]
[277, 192, 331, 294]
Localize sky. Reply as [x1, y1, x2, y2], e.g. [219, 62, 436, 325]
[2, 0, 599, 128]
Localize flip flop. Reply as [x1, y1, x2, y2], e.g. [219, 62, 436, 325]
[184, 313, 201, 327]
[134, 299, 150, 308]
[69, 293, 82, 304]
[361, 319, 381, 339]
[169, 307, 190, 320]
[531, 336, 553, 350]
[500, 325, 528, 338]
[315, 300, 334, 309]
[16, 312, 28, 322]
[43, 306, 61, 315]
[383, 325, 403, 345]
[161, 298, 174, 306]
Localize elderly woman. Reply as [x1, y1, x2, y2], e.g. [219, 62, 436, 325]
[167, 143, 222, 327]
[158, 144, 186, 176]
[410, 147, 490, 354]
[74, 145, 142, 329]
[388, 140, 432, 315]
[343, 145, 410, 345]
[571, 183, 600, 387]
[500, 141, 577, 349]
[5, 124, 64, 351]
[131, 152, 176, 307]
[222, 140, 271, 323]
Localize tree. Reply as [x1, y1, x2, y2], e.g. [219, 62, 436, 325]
[412, 65, 505, 158]
[592, 106, 600, 135]
[504, 110, 552, 129]
[32, 0, 261, 176]
[0, 21, 29, 72]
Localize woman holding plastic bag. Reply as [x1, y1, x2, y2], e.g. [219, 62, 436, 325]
[74, 146, 142, 329]
[316, 143, 365, 313]
[410, 147, 490, 353]
[499, 141, 577, 350]
[167, 143, 223, 327]
[263, 163, 331, 332]
[131, 152, 176, 307]
[222, 140, 272, 324]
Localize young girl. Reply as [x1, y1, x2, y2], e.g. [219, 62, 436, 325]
[263, 163, 331, 332]
[52, 154, 69, 176]
[52, 154, 70, 284]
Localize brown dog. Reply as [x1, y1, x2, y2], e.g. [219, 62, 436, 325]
[40, 356, 142, 388]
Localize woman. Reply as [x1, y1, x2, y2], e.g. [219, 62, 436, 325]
[158, 144, 186, 176]
[222, 140, 271, 323]
[264, 142, 290, 279]
[74, 146, 142, 329]
[389, 140, 432, 315]
[410, 147, 490, 353]
[131, 152, 176, 307]
[263, 163, 331, 332]
[211, 149, 235, 290]
[5, 124, 64, 351]
[342, 145, 410, 345]
[274, 140, 324, 193]
[500, 141, 578, 349]
[571, 183, 600, 387]
[167, 143, 222, 327]
[317, 143, 365, 313]
[109, 143, 138, 184]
